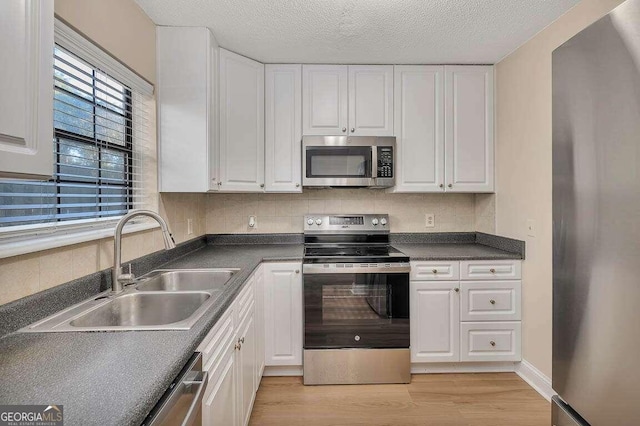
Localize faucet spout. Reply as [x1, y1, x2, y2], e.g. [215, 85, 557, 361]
[112, 210, 175, 293]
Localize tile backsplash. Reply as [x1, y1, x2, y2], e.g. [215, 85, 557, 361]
[206, 189, 496, 234]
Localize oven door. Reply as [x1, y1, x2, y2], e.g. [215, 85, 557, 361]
[303, 267, 409, 349]
[303, 144, 374, 187]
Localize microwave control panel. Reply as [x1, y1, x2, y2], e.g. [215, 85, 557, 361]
[377, 146, 394, 178]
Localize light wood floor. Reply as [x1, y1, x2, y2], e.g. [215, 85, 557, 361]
[249, 373, 550, 426]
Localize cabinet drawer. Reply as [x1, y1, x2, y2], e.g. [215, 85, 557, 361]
[411, 261, 459, 281]
[460, 322, 521, 362]
[236, 276, 255, 322]
[197, 307, 235, 370]
[460, 281, 521, 321]
[460, 260, 521, 280]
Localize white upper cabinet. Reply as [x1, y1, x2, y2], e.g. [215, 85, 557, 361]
[0, 0, 54, 179]
[265, 64, 302, 192]
[392, 66, 444, 192]
[157, 27, 219, 192]
[302, 65, 393, 136]
[302, 65, 348, 135]
[444, 66, 494, 192]
[348, 66, 393, 136]
[219, 48, 265, 192]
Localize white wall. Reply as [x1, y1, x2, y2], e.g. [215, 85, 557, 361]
[495, 0, 625, 378]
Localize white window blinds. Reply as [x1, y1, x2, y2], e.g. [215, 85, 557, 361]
[0, 27, 153, 231]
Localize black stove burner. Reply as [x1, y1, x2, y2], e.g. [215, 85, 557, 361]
[303, 244, 409, 264]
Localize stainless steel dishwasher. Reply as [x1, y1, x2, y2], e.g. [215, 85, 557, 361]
[142, 352, 207, 426]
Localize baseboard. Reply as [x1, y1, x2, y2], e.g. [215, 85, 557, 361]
[515, 359, 554, 402]
[263, 365, 303, 376]
[411, 362, 517, 374]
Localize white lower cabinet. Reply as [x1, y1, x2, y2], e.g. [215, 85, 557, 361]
[237, 304, 256, 426]
[198, 268, 263, 426]
[410, 260, 522, 363]
[263, 262, 303, 367]
[410, 281, 459, 362]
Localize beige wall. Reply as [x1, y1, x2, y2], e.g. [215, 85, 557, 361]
[495, 0, 624, 378]
[0, 1, 208, 306]
[206, 191, 495, 234]
[55, 0, 156, 84]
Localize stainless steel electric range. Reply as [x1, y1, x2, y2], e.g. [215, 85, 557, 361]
[302, 214, 411, 385]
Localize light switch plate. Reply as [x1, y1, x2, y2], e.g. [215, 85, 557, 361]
[526, 219, 536, 237]
[425, 213, 435, 228]
[248, 216, 257, 228]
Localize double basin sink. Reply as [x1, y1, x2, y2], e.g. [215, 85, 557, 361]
[21, 269, 239, 333]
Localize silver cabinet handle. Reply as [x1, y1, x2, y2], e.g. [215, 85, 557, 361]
[448, 184, 453, 188]
[432, 269, 438, 274]
[350, 128, 355, 133]
[342, 127, 347, 133]
[489, 299, 496, 305]
[490, 268, 496, 273]
[490, 341, 496, 347]
[240, 337, 245, 344]
[439, 184, 444, 188]
[260, 183, 264, 188]
[295, 183, 300, 188]
[454, 288, 459, 293]
[295, 269, 300, 274]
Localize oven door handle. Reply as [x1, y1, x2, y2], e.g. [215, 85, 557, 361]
[303, 264, 410, 274]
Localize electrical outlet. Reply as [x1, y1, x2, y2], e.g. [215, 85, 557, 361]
[425, 213, 435, 228]
[248, 216, 257, 228]
[187, 218, 193, 235]
[526, 219, 536, 237]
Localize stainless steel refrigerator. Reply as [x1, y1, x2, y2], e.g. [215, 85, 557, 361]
[552, 0, 640, 424]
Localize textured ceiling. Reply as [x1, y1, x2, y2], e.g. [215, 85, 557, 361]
[135, 0, 580, 64]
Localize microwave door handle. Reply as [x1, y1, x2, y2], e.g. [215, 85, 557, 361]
[371, 146, 378, 179]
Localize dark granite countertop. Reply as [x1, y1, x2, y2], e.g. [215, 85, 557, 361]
[0, 244, 302, 426]
[0, 232, 522, 426]
[391, 243, 523, 260]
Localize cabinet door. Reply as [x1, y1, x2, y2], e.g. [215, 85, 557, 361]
[265, 64, 302, 192]
[348, 65, 393, 136]
[0, 0, 54, 179]
[202, 337, 238, 426]
[237, 307, 256, 426]
[157, 27, 217, 192]
[253, 266, 266, 382]
[444, 66, 494, 192]
[411, 281, 460, 362]
[302, 65, 348, 135]
[391, 66, 445, 192]
[263, 263, 303, 366]
[219, 48, 264, 192]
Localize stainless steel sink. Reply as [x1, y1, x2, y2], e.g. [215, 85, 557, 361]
[135, 269, 238, 292]
[19, 268, 238, 333]
[70, 292, 211, 328]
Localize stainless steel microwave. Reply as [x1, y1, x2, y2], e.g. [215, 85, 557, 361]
[302, 136, 396, 188]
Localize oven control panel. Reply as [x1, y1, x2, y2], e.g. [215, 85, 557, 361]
[304, 214, 389, 233]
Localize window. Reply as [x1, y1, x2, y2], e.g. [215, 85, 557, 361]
[0, 46, 148, 229]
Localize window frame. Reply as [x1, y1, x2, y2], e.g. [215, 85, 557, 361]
[0, 19, 156, 259]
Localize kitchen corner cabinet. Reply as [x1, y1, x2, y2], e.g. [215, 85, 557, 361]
[410, 260, 522, 363]
[302, 65, 393, 136]
[265, 65, 302, 192]
[391, 65, 494, 193]
[0, 0, 54, 179]
[157, 26, 220, 192]
[219, 48, 265, 192]
[263, 263, 303, 366]
[444, 66, 494, 193]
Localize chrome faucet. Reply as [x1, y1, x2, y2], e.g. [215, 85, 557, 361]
[112, 210, 176, 293]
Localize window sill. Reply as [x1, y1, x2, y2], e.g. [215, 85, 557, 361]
[0, 219, 160, 259]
